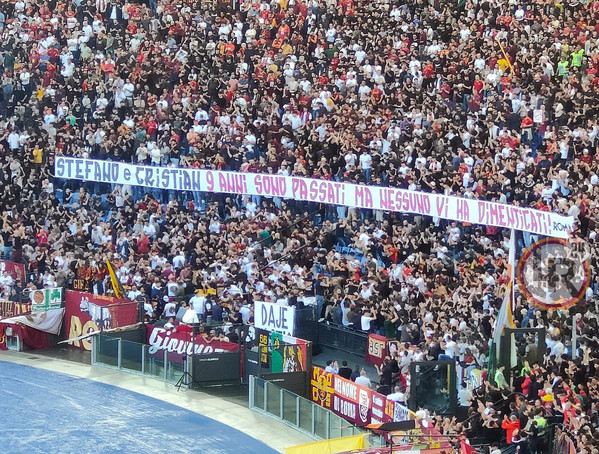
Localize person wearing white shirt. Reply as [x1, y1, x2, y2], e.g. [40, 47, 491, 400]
[344, 152, 357, 169]
[359, 151, 372, 182]
[172, 252, 186, 269]
[355, 369, 371, 388]
[387, 386, 406, 403]
[189, 291, 207, 320]
[182, 307, 199, 324]
[163, 297, 176, 318]
[361, 310, 376, 332]
[239, 304, 251, 324]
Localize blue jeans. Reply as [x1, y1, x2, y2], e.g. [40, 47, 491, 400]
[2, 246, 12, 260]
[316, 295, 324, 319]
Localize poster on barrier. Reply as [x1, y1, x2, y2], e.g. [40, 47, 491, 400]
[256, 328, 270, 369]
[310, 366, 334, 410]
[270, 331, 283, 373]
[311, 366, 416, 426]
[64, 291, 138, 351]
[332, 375, 371, 425]
[370, 391, 397, 424]
[146, 325, 238, 363]
[0, 300, 31, 318]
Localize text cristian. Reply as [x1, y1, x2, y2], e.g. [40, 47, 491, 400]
[56, 157, 575, 238]
[148, 327, 223, 355]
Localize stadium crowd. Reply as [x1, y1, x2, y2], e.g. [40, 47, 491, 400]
[1, 0, 599, 451]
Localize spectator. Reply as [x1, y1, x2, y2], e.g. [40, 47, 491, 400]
[355, 369, 371, 389]
[350, 365, 361, 383]
[338, 361, 352, 380]
[501, 415, 521, 445]
[324, 360, 338, 374]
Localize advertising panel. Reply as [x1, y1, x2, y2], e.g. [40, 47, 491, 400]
[29, 288, 63, 312]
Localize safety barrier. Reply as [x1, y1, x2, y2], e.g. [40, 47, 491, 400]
[92, 334, 186, 384]
[248, 374, 386, 446]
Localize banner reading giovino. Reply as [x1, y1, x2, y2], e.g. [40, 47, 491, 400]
[146, 325, 238, 363]
[55, 157, 574, 238]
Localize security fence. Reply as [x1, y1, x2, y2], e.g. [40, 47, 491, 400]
[248, 375, 385, 446]
[92, 334, 187, 384]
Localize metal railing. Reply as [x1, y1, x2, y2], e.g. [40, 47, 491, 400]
[248, 375, 385, 446]
[91, 334, 185, 384]
[317, 322, 369, 357]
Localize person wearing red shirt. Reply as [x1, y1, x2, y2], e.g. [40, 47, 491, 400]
[371, 87, 383, 103]
[145, 116, 158, 139]
[136, 233, 150, 255]
[501, 415, 520, 444]
[521, 115, 533, 143]
[581, 149, 593, 164]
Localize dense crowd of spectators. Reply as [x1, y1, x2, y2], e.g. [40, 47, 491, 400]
[1, 0, 599, 451]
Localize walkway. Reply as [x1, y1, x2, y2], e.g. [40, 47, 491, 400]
[0, 350, 313, 453]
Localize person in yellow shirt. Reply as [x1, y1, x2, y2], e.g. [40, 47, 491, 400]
[281, 42, 293, 55]
[31, 146, 43, 169]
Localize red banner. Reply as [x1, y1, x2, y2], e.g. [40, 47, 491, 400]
[0, 260, 26, 282]
[0, 324, 6, 350]
[64, 291, 138, 351]
[0, 324, 50, 350]
[0, 300, 31, 318]
[146, 324, 238, 363]
[365, 334, 388, 366]
[370, 390, 396, 424]
[311, 366, 414, 427]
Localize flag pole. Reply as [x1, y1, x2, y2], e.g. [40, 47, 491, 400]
[511, 229, 516, 307]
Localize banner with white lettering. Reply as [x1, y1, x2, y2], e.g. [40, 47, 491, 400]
[254, 301, 295, 336]
[55, 157, 575, 238]
[146, 325, 238, 363]
[310, 366, 415, 426]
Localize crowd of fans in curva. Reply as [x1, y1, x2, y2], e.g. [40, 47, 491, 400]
[1, 0, 599, 451]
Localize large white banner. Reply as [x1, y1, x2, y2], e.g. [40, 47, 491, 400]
[254, 301, 295, 336]
[55, 157, 574, 238]
[0, 308, 65, 335]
